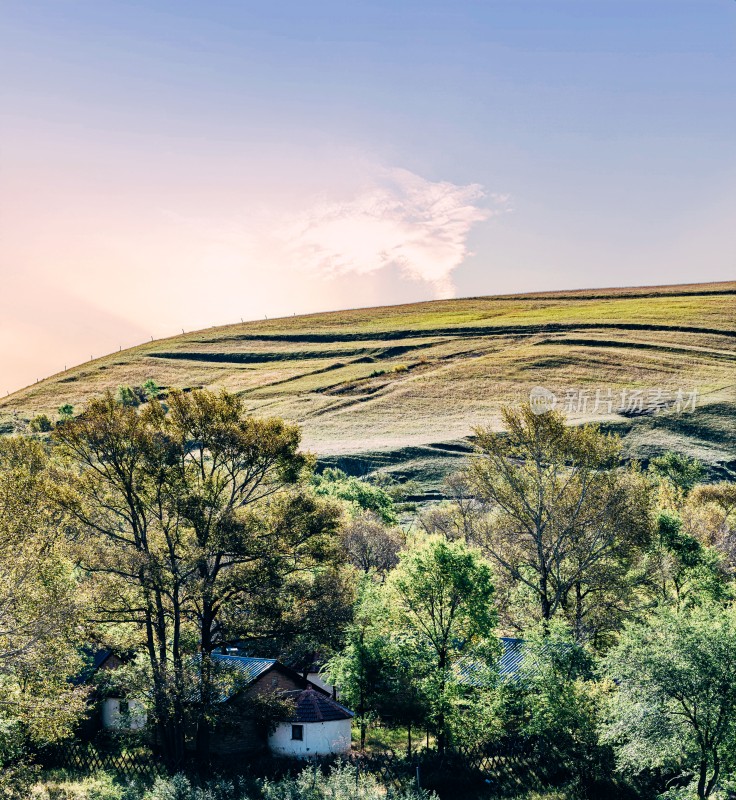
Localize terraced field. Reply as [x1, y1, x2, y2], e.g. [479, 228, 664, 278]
[3, 282, 735, 491]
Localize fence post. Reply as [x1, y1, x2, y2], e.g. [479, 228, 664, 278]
[416, 765, 421, 790]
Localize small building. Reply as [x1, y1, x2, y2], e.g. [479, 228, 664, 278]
[74, 648, 148, 735]
[268, 688, 353, 758]
[202, 654, 353, 757]
[100, 697, 147, 731]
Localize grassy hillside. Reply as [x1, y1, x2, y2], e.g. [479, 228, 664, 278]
[3, 281, 735, 492]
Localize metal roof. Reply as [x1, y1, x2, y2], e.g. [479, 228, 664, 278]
[456, 637, 542, 687]
[209, 654, 277, 684]
[189, 654, 279, 703]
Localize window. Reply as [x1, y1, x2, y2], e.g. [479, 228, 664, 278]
[291, 725, 303, 741]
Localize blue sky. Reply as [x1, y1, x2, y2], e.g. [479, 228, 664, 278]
[1, 1, 734, 391]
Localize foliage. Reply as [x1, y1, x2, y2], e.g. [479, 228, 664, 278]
[655, 512, 729, 608]
[0, 437, 87, 749]
[260, 763, 435, 800]
[649, 452, 705, 495]
[142, 381, 160, 401]
[58, 404, 74, 419]
[340, 512, 403, 574]
[312, 469, 398, 525]
[50, 389, 345, 767]
[327, 578, 426, 751]
[502, 622, 610, 789]
[30, 414, 53, 433]
[465, 404, 653, 644]
[115, 387, 140, 408]
[602, 602, 736, 799]
[386, 536, 499, 752]
[30, 769, 139, 800]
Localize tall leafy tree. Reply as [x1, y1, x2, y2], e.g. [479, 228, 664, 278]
[386, 537, 498, 753]
[0, 438, 86, 753]
[312, 468, 398, 525]
[51, 389, 343, 766]
[465, 405, 652, 642]
[603, 603, 736, 800]
[649, 451, 705, 495]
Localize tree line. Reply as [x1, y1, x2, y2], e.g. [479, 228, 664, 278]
[2, 389, 736, 799]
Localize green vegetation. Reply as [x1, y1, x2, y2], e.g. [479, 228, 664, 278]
[0, 282, 735, 799]
[28, 764, 436, 800]
[2, 282, 734, 495]
[51, 389, 345, 768]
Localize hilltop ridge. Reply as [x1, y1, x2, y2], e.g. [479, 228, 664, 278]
[3, 281, 735, 492]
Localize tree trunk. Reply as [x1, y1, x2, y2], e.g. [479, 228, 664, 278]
[407, 721, 412, 758]
[697, 757, 708, 800]
[574, 581, 584, 642]
[705, 750, 720, 798]
[196, 600, 214, 770]
[437, 652, 446, 755]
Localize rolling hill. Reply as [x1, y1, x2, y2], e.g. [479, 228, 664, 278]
[3, 281, 735, 494]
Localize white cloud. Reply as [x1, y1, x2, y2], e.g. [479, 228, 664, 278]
[279, 167, 499, 298]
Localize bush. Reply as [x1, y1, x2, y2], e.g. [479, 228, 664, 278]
[140, 765, 436, 800]
[261, 764, 435, 800]
[116, 387, 140, 408]
[30, 770, 139, 800]
[30, 414, 53, 433]
[58, 404, 74, 420]
[142, 380, 160, 401]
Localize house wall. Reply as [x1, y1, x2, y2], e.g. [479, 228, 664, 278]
[101, 698, 147, 730]
[209, 667, 305, 756]
[306, 672, 333, 695]
[268, 719, 352, 757]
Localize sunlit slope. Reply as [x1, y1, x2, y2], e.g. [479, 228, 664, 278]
[2, 282, 735, 484]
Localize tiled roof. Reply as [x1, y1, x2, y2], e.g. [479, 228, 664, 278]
[282, 688, 353, 723]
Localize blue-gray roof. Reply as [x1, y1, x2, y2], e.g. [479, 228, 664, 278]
[499, 637, 526, 679]
[210, 654, 277, 683]
[457, 637, 543, 687]
[188, 654, 279, 703]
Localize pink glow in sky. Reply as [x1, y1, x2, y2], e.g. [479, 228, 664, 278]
[2, 1, 734, 394]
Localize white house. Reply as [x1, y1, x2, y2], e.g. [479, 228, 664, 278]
[268, 688, 353, 758]
[100, 697, 147, 731]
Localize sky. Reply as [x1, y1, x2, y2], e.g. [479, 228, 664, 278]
[1, 0, 735, 394]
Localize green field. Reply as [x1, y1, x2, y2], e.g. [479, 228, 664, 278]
[3, 281, 735, 493]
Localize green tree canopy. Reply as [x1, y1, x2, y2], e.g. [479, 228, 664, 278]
[312, 468, 398, 525]
[465, 404, 652, 643]
[51, 388, 345, 767]
[386, 536, 499, 752]
[0, 437, 86, 754]
[603, 603, 736, 799]
[649, 451, 705, 495]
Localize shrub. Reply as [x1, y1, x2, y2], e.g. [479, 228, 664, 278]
[140, 765, 436, 800]
[30, 414, 53, 433]
[30, 770, 137, 800]
[116, 386, 140, 407]
[58, 404, 74, 420]
[261, 764, 436, 800]
[142, 380, 160, 401]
